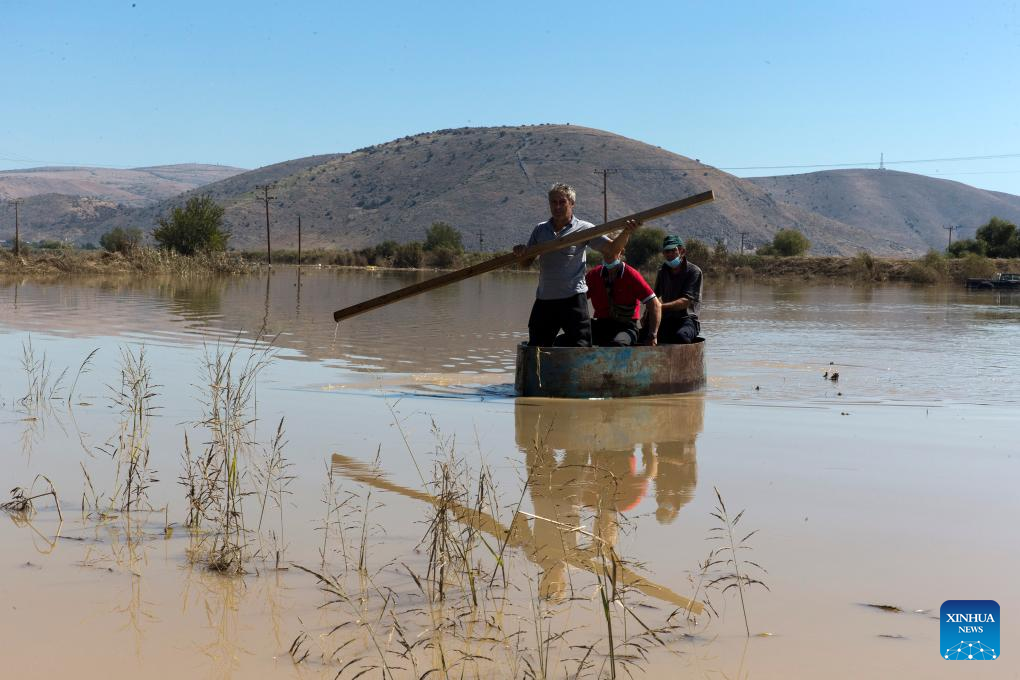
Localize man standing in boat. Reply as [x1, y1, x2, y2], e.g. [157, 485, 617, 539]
[585, 254, 661, 346]
[653, 234, 702, 344]
[513, 183, 639, 347]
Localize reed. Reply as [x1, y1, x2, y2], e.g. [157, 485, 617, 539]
[66, 348, 100, 407]
[253, 416, 294, 567]
[102, 346, 159, 513]
[1, 475, 62, 521]
[19, 338, 67, 408]
[186, 336, 274, 573]
[707, 487, 769, 637]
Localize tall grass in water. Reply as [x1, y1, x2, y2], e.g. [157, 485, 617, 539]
[253, 417, 294, 568]
[707, 487, 769, 637]
[180, 338, 274, 573]
[19, 338, 67, 409]
[100, 347, 160, 513]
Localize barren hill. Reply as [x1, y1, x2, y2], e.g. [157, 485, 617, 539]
[749, 169, 1020, 251]
[13, 128, 1012, 256]
[91, 126, 896, 255]
[0, 163, 246, 206]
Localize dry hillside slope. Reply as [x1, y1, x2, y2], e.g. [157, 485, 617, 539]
[107, 126, 899, 255]
[0, 163, 246, 205]
[750, 169, 1020, 251]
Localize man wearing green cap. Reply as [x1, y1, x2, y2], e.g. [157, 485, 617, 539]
[652, 235, 702, 344]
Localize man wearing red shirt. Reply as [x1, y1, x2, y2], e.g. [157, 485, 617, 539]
[585, 258, 662, 346]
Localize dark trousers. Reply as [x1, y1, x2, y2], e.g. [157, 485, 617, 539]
[592, 318, 639, 347]
[659, 315, 700, 344]
[528, 294, 592, 347]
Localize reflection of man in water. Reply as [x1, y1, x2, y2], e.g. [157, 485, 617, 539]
[526, 446, 586, 600]
[651, 440, 698, 524]
[584, 447, 658, 547]
[516, 397, 703, 597]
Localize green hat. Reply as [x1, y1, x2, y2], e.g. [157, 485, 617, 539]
[662, 235, 684, 250]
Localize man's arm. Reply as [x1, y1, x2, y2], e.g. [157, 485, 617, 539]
[598, 219, 641, 260]
[660, 297, 691, 312]
[513, 228, 541, 267]
[661, 268, 701, 311]
[644, 296, 661, 345]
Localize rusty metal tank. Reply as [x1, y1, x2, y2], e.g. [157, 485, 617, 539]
[514, 339, 706, 398]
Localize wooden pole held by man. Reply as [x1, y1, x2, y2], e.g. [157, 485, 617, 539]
[332, 190, 715, 323]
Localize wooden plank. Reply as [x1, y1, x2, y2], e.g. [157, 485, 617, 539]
[332, 189, 715, 322]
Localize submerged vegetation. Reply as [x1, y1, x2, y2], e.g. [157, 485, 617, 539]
[3, 330, 773, 677]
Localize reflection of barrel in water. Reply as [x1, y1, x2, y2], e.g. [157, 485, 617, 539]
[515, 396, 704, 600]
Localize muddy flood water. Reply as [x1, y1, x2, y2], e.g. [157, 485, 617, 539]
[1, 267, 1017, 679]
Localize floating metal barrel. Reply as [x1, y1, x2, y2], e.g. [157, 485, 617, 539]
[514, 339, 706, 398]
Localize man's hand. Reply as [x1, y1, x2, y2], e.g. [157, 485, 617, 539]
[623, 218, 642, 234]
[514, 244, 536, 268]
[645, 335, 658, 347]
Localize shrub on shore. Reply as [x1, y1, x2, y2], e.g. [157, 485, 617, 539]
[153, 195, 230, 255]
[957, 252, 996, 280]
[392, 241, 425, 268]
[757, 229, 810, 257]
[905, 250, 948, 284]
[100, 227, 143, 254]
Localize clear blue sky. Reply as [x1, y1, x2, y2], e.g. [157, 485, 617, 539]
[4, 0, 1020, 193]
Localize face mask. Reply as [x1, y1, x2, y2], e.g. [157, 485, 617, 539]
[666, 256, 682, 268]
[603, 259, 622, 269]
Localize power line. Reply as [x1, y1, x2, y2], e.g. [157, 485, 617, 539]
[717, 152, 1020, 172]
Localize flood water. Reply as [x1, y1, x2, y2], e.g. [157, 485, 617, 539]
[1, 267, 1017, 679]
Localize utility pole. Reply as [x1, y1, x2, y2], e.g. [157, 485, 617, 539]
[739, 231, 749, 255]
[256, 185, 276, 265]
[476, 229, 484, 252]
[593, 168, 618, 223]
[943, 224, 956, 250]
[297, 215, 302, 266]
[10, 198, 23, 256]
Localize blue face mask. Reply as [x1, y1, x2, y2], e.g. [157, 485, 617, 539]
[603, 259, 622, 269]
[666, 256, 682, 268]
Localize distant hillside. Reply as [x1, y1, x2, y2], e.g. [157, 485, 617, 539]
[82, 126, 897, 255]
[749, 169, 1020, 252]
[2, 194, 121, 244]
[15, 128, 1011, 256]
[0, 163, 246, 206]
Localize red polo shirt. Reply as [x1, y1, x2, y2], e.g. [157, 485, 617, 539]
[585, 264, 656, 320]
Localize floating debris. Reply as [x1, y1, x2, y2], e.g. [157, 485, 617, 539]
[861, 603, 903, 613]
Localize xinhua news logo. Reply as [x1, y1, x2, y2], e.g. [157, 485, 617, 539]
[941, 600, 999, 660]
